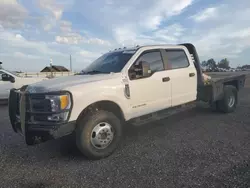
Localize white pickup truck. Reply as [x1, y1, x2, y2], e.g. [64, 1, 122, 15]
[0, 65, 46, 100]
[8, 43, 246, 160]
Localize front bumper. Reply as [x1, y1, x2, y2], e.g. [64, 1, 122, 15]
[8, 88, 76, 145]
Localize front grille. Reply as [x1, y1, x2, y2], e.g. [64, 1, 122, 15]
[31, 99, 51, 112]
[29, 94, 52, 112]
[24, 92, 71, 124]
[25, 94, 51, 123]
[33, 114, 48, 122]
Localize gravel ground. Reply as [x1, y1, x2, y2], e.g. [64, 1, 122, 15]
[0, 74, 250, 188]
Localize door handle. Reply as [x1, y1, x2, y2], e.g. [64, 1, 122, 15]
[162, 77, 170, 82]
[189, 73, 195, 77]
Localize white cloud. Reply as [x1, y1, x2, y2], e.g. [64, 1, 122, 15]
[186, 1, 250, 63]
[60, 20, 72, 33]
[2, 0, 250, 71]
[228, 28, 250, 39]
[56, 33, 83, 44]
[38, 0, 69, 32]
[154, 24, 185, 40]
[38, 0, 64, 20]
[130, 0, 192, 35]
[109, 0, 250, 65]
[0, 29, 66, 57]
[55, 33, 111, 46]
[43, 23, 53, 31]
[191, 7, 218, 22]
[0, 29, 71, 71]
[78, 0, 194, 45]
[87, 38, 111, 46]
[79, 50, 100, 59]
[138, 0, 193, 30]
[113, 26, 137, 45]
[14, 52, 41, 59]
[0, 0, 27, 28]
[113, 23, 186, 46]
[15, 34, 24, 40]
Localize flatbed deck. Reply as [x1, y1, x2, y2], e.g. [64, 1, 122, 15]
[198, 73, 246, 103]
[207, 72, 248, 82]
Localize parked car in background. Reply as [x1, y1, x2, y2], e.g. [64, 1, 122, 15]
[0, 68, 47, 100]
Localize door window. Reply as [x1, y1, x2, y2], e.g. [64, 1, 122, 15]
[164, 50, 189, 70]
[129, 50, 164, 80]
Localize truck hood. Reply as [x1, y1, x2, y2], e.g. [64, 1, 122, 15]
[19, 77, 48, 82]
[14, 77, 48, 89]
[26, 73, 120, 93]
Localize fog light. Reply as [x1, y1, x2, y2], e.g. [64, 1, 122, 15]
[47, 112, 69, 122]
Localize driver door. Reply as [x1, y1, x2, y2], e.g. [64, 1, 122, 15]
[127, 49, 171, 118]
[0, 71, 14, 100]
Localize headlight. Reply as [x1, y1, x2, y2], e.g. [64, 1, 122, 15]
[45, 93, 71, 112]
[45, 93, 72, 122]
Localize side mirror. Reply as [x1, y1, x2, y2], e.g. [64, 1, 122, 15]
[2, 74, 15, 83]
[141, 61, 152, 77]
[134, 61, 152, 77]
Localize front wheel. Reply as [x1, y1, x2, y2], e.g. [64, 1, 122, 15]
[76, 110, 123, 160]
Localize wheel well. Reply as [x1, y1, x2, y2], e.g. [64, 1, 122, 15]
[224, 80, 238, 90]
[77, 101, 125, 123]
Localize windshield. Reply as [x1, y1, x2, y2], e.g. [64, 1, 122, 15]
[82, 50, 136, 74]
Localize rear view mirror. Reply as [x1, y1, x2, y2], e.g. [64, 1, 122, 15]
[2, 74, 15, 83]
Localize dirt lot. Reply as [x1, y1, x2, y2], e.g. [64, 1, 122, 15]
[0, 73, 250, 188]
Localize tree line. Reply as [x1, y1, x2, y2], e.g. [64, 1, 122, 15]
[201, 58, 230, 70]
[201, 58, 250, 70]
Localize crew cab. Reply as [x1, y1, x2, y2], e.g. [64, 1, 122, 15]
[0, 65, 47, 100]
[8, 43, 246, 160]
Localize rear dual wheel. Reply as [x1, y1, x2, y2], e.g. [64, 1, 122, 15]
[210, 85, 237, 113]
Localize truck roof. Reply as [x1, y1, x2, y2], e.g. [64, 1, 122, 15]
[138, 44, 188, 48]
[108, 43, 193, 53]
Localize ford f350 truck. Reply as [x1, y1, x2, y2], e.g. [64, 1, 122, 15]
[8, 43, 246, 159]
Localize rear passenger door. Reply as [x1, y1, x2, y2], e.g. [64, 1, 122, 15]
[161, 49, 197, 107]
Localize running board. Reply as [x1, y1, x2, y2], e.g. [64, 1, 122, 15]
[129, 102, 196, 126]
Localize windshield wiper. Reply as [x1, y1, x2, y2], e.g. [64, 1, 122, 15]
[81, 70, 110, 75]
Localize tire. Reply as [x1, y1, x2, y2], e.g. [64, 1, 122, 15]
[217, 85, 238, 113]
[76, 110, 123, 160]
[209, 101, 220, 112]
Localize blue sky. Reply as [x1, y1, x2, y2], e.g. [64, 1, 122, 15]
[0, 0, 250, 71]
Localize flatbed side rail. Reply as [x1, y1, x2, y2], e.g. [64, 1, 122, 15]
[197, 74, 246, 102]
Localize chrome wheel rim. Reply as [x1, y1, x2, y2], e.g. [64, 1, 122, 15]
[228, 95, 235, 108]
[90, 122, 114, 149]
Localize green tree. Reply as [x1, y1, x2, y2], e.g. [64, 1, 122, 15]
[242, 64, 250, 69]
[217, 58, 230, 69]
[201, 60, 207, 67]
[206, 58, 217, 70]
